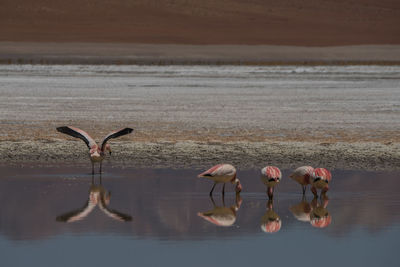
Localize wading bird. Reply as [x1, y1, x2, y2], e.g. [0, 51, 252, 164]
[289, 166, 314, 194]
[260, 166, 282, 200]
[56, 126, 133, 174]
[310, 168, 332, 197]
[198, 164, 242, 196]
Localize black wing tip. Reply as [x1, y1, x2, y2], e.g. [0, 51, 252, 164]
[124, 216, 133, 222]
[125, 128, 134, 133]
[56, 126, 68, 132]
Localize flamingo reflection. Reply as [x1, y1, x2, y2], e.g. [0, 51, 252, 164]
[310, 195, 331, 228]
[260, 200, 281, 233]
[197, 193, 242, 227]
[289, 197, 312, 222]
[56, 174, 132, 223]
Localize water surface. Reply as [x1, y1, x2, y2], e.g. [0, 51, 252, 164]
[0, 166, 399, 266]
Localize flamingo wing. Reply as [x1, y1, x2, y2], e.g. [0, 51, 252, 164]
[55, 201, 96, 223]
[262, 166, 282, 179]
[198, 164, 235, 178]
[98, 200, 133, 222]
[101, 128, 134, 151]
[56, 126, 96, 149]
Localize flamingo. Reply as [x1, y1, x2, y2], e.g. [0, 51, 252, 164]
[197, 193, 242, 227]
[289, 166, 314, 194]
[260, 200, 281, 233]
[310, 168, 332, 197]
[260, 166, 282, 200]
[56, 174, 132, 223]
[198, 164, 242, 196]
[56, 126, 133, 174]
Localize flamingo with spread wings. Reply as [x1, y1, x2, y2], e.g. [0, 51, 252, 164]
[56, 126, 133, 174]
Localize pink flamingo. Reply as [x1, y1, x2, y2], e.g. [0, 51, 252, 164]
[260, 166, 282, 200]
[56, 126, 133, 174]
[198, 164, 242, 196]
[310, 168, 332, 197]
[289, 166, 314, 194]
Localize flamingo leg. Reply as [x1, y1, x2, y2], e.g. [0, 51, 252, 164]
[302, 185, 306, 195]
[267, 187, 274, 200]
[311, 186, 318, 198]
[99, 162, 102, 174]
[222, 183, 226, 196]
[210, 195, 216, 206]
[91, 162, 94, 175]
[209, 182, 217, 196]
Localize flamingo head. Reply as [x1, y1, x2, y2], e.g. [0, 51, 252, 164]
[232, 178, 242, 193]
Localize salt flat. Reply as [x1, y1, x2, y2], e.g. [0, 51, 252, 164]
[0, 65, 399, 169]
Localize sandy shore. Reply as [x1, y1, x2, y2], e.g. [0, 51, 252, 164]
[1, 65, 399, 170]
[1, 140, 399, 171]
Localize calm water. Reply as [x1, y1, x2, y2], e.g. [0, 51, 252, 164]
[0, 166, 399, 266]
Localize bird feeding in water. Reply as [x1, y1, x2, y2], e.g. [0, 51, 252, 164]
[260, 166, 282, 200]
[289, 166, 314, 195]
[197, 164, 242, 196]
[310, 168, 332, 197]
[56, 126, 133, 174]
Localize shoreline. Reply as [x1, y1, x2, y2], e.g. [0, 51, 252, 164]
[1, 43, 400, 65]
[1, 140, 399, 171]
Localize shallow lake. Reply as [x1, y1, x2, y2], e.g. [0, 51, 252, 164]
[0, 166, 399, 266]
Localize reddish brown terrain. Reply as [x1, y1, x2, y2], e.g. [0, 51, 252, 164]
[1, 0, 399, 45]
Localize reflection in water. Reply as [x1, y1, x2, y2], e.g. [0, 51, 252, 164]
[197, 193, 242, 227]
[260, 200, 281, 233]
[289, 197, 312, 222]
[56, 174, 132, 223]
[289, 196, 331, 228]
[310, 195, 331, 228]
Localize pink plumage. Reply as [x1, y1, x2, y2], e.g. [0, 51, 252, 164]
[260, 166, 282, 200]
[198, 164, 242, 195]
[312, 168, 332, 182]
[261, 166, 282, 179]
